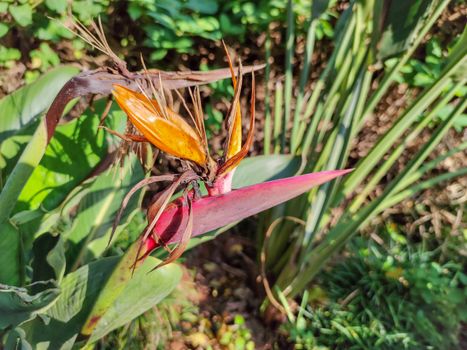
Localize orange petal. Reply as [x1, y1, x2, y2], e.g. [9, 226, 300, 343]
[222, 41, 242, 159]
[218, 71, 255, 175]
[112, 84, 207, 166]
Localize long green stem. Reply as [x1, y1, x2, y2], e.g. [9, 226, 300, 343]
[283, 0, 295, 150]
[264, 33, 272, 155]
[302, 65, 366, 248]
[343, 45, 466, 196]
[383, 167, 467, 210]
[299, 13, 356, 156]
[348, 80, 465, 212]
[395, 141, 467, 192]
[274, 82, 283, 153]
[291, 19, 317, 153]
[287, 96, 467, 297]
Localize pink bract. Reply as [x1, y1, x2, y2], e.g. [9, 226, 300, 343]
[146, 169, 352, 248]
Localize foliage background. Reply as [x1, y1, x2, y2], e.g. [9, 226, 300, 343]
[1, 0, 466, 349]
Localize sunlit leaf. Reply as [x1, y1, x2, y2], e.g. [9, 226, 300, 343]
[0, 66, 79, 142]
[24, 256, 179, 349]
[88, 257, 182, 341]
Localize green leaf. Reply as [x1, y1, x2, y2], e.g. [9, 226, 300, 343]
[378, 0, 432, 60]
[0, 99, 112, 241]
[25, 256, 180, 348]
[0, 45, 21, 63]
[45, 0, 67, 13]
[128, 3, 143, 20]
[232, 154, 301, 188]
[71, 0, 106, 23]
[149, 49, 168, 61]
[8, 4, 32, 27]
[13, 94, 129, 214]
[0, 221, 22, 285]
[185, 0, 218, 14]
[219, 14, 244, 36]
[15, 115, 106, 213]
[88, 257, 182, 342]
[0, 281, 60, 329]
[36, 20, 74, 42]
[0, 3, 8, 14]
[65, 154, 145, 267]
[32, 234, 66, 284]
[80, 239, 148, 337]
[0, 23, 9, 38]
[4, 327, 33, 350]
[0, 66, 79, 141]
[25, 258, 117, 348]
[30, 43, 61, 71]
[311, 0, 332, 21]
[0, 120, 48, 225]
[5, 103, 127, 244]
[0, 122, 36, 182]
[413, 72, 434, 86]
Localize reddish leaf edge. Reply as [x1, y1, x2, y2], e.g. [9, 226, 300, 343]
[142, 168, 353, 255]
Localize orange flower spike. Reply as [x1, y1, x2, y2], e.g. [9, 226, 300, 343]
[222, 41, 242, 160]
[112, 84, 208, 166]
[218, 71, 255, 176]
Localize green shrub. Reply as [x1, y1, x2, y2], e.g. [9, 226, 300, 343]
[0, 0, 108, 80]
[282, 233, 466, 349]
[0, 0, 333, 74]
[386, 37, 467, 131]
[126, 0, 333, 61]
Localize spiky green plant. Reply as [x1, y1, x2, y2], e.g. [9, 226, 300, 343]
[280, 232, 466, 349]
[259, 0, 466, 300]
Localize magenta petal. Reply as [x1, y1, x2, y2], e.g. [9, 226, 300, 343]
[154, 169, 352, 244]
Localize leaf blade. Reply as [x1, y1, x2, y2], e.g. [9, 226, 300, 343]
[0, 66, 79, 142]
